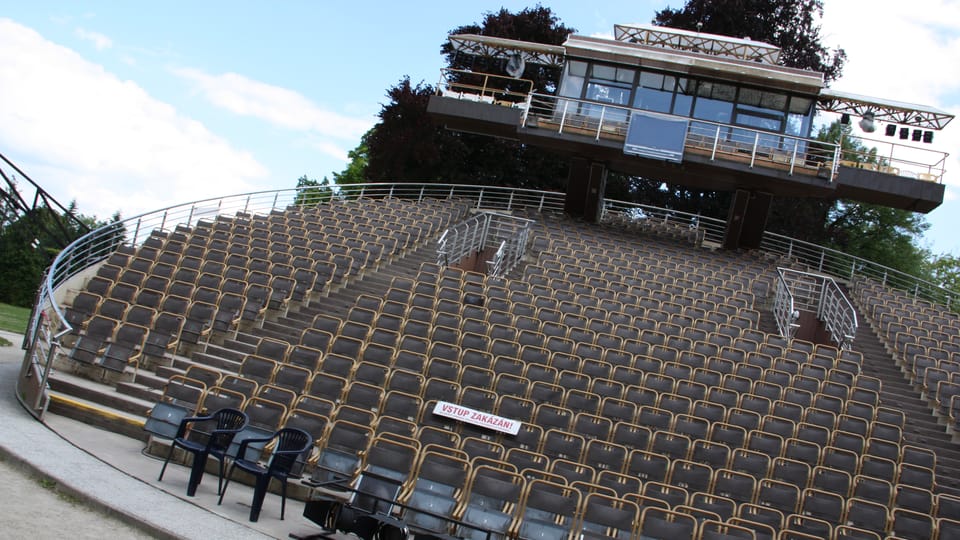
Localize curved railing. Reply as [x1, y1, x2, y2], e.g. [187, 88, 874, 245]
[16, 181, 958, 418]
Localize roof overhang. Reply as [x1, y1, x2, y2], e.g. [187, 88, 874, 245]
[563, 35, 824, 95]
[614, 23, 782, 65]
[818, 88, 955, 130]
[447, 34, 566, 67]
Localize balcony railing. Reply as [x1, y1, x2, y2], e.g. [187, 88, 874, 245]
[437, 68, 534, 106]
[435, 71, 948, 183]
[521, 93, 840, 180]
[838, 133, 948, 182]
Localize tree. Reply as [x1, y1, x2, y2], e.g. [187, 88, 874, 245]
[358, 6, 574, 189]
[442, 6, 574, 93]
[0, 203, 118, 307]
[332, 131, 370, 186]
[925, 254, 960, 295]
[293, 175, 334, 207]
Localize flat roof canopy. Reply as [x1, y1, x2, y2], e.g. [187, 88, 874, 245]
[447, 34, 565, 66]
[613, 23, 782, 64]
[818, 89, 955, 130]
[563, 34, 824, 95]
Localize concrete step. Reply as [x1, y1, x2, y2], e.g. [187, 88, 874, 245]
[850, 300, 960, 496]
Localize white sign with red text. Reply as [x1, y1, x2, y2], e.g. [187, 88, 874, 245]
[432, 401, 521, 436]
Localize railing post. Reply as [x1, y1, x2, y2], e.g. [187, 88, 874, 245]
[789, 141, 799, 176]
[596, 107, 605, 141]
[418, 185, 425, 202]
[559, 101, 569, 135]
[750, 132, 759, 167]
[507, 191, 515, 211]
[711, 125, 721, 160]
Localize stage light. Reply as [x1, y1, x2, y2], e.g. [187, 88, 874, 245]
[840, 113, 850, 125]
[899, 128, 909, 140]
[912, 129, 923, 141]
[859, 112, 876, 133]
[885, 124, 897, 137]
[923, 131, 934, 144]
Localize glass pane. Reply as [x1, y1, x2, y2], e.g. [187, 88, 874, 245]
[559, 75, 584, 99]
[760, 91, 788, 111]
[739, 88, 761, 107]
[713, 84, 736, 102]
[587, 82, 630, 106]
[592, 65, 617, 80]
[634, 87, 673, 113]
[568, 61, 587, 78]
[693, 97, 733, 124]
[616, 67, 636, 84]
[789, 96, 813, 114]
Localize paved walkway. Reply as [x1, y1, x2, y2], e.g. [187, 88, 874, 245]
[0, 331, 325, 539]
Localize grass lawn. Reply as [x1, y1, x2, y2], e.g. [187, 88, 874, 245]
[0, 303, 31, 335]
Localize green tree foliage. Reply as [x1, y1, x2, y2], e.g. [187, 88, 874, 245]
[804, 121, 931, 276]
[0, 202, 118, 307]
[332, 132, 370, 186]
[293, 175, 334, 207]
[359, 6, 574, 189]
[924, 254, 960, 294]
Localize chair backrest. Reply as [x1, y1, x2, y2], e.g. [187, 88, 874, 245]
[267, 427, 313, 475]
[209, 408, 249, 453]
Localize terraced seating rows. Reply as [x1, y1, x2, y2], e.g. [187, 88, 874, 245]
[55, 201, 960, 539]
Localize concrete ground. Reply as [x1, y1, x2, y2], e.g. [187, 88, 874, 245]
[0, 331, 330, 540]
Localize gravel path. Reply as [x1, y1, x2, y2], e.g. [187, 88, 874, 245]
[0, 456, 156, 539]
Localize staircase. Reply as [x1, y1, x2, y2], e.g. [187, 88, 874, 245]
[850, 304, 960, 497]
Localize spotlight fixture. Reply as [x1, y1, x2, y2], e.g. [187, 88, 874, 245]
[923, 131, 934, 144]
[858, 112, 876, 133]
[840, 113, 851, 125]
[885, 124, 897, 137]
[912, 129, 923, 142]
[899, 127, 910, 140]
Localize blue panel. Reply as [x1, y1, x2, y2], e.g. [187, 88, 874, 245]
[624, 112, 689, 163]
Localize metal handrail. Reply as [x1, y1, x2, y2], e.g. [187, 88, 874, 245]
[840, 134, 948, 182]
[438, 72, 949, 183]
[776, 267, 858, 348]
[437, 68, 534, 104]
[773, 274, 801, 341]
[521, 92, 842, 180]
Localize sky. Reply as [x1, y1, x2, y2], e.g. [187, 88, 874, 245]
[1, 1, 959, 254]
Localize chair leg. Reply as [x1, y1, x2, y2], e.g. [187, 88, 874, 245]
[249, 475, 271, 522]
[280, 479, 286, 520]
[217, 464, 236, 506]
[186, 450, 209, 497]
[157, 440, 178, 481]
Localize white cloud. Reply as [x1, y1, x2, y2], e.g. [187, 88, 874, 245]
[0, 18, 269, 221]
[172, 67, 373, 141]
[74, 27, 112, 50]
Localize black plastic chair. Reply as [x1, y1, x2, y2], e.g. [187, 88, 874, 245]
[158, 408, 248, 496]
[218, 427, 313, 522]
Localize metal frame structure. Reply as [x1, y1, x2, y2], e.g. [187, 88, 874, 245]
[613, 23, 782, 64]
[774, 267, 858, 348]
[819, 89, 954, 130]
[447, 34, 565, 67]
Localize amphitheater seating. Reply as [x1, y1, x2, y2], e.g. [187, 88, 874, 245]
[58, 197, 960, 538]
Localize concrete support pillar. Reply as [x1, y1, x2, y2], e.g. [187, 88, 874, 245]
[564, 158, 607, 223]
[723, 189, 772, 250]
